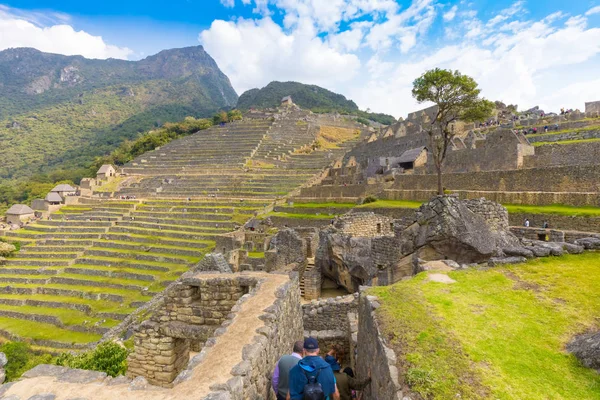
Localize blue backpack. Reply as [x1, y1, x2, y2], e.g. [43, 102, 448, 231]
[303, 369, 325, 400]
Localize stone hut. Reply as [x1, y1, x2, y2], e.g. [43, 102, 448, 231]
[97, 164, 117, 180]
[281, 95, 293, 106]
[51, 184, 77, 198]
[5, 204, 35, 224]
[44, 192, 63, 205]
[397, 146, 427, 171]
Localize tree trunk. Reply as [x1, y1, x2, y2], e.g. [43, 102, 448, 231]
[436, 163, 443, 195]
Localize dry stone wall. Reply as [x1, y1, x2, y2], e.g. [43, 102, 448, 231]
[356, 292, 409, 400]
[127, 276, 251, 386]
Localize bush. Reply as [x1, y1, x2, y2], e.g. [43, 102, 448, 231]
[55, 342, 128, 377]
[0, 342, 54, 382]
[363, 196, 378, 204]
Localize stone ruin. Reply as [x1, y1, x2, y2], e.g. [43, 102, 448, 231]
[313, 195, 589, 293]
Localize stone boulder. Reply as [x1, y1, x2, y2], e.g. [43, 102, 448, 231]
[0, 242, 16, 257]
[403, 195, 525, 263]
[575, 237, 600, 250]
[567, 331, 600, 370]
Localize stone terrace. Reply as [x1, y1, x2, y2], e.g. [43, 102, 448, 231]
[0, 109, 365, 350]
[0, 198, 267, 351]
[0, 272, 302, 400]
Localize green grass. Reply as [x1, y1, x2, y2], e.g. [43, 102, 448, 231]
[0, 317, 101, 343]
[357, 199, 423, 209]
[527, 123, 600, 137]
[504, 203, 600, 217]
[290, 202, 356, 208]
[532, 138, 600, 147]
[371, 253, 600, 399]
[264, 212, 335, 220]
[248, 251, 265, 258]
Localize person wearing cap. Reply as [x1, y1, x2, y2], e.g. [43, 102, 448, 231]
[273, 340, 304, 400]
[324, 355, 371, 400]
[288, 337, 339, 400]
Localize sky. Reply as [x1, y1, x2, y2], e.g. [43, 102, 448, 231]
[1, 0, 600, 118]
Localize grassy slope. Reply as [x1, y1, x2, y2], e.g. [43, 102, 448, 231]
[532, 138, 600, 147]
[371, 253, 600, 399]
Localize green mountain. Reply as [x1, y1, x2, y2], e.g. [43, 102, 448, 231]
[237, 81, 396, 125]
[0, 46, 238, 181]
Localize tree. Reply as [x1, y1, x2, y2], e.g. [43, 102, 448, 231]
[412, 68, 494, 195]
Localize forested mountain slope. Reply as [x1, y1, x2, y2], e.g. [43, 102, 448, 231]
[237, 81, 396, 125]
[0, 46, 238, 181]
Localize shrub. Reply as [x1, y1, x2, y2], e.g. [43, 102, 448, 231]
[0, 342, 54, 382]
[55, 342, 128, 377]
[363, 196, 378, 204]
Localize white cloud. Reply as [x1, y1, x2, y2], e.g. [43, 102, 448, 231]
[220, 0, 236, 7]
[586, 5, 600, 16]
[354, 12, 600, 118]
[205, 0, 600, 119]
[443, 5, 458, 21]
[0, 6, 132, 59]
[199, 18, 360, 94]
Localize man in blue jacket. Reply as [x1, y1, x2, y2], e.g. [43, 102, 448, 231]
[288, 337, 339, 400]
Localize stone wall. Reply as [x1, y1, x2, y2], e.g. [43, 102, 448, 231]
[302, 294, 357, 331]
[508, 213, 600, 233]
[334, 212, 394, 237]
[526, 129, 600, 144]
[523, 141, 600, 168]
[356, 292, 406, 400]
[586, 101, 600, 114]
[302, 295, 358, 367]
[127, 276, 251, 386]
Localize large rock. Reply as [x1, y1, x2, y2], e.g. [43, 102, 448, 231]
[315, 195, 531, 292]
[405, 195, 524, 263]
[567, 331, 600, 370]
[0, 242, 16, 257]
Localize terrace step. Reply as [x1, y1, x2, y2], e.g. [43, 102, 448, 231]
[92, 240, 205, 257]
[74, 257, 174, 272]
[64, 266, 157, 282]
[83, 249, 190, 265]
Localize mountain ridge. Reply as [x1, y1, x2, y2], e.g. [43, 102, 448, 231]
[0, 45, 238, 182]
[237, 81, 395, 125]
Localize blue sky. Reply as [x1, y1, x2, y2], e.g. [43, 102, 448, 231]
[1, 0, 600, 117]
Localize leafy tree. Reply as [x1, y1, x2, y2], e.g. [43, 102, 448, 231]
[412, 68, 494, 194]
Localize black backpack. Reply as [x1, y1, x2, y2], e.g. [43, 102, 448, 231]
[303, 369, 325, 400]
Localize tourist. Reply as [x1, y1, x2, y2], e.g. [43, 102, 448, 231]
[288, 337, 339, 400]
[524, 219, 530, 227]
[272, 341, 303, 400]
[543, 221, 549, 229]
[324, 355, 371, 400]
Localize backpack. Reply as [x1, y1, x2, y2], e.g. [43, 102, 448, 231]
[303, 369, 325, 400]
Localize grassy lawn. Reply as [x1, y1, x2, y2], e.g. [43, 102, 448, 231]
[0, 317, 102, 343]
[248, 251, 265, 258]
[290, 202, 356, 208]
[265, 211, 335, 220]
[357, 199, 423, 209]
[371, 253, 600, 399]
[504, 203, 600, 217]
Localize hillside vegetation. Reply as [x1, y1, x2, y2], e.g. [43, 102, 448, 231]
[0, 110, 243, 214]
[0, 46, 238, 183]
[237, 81, 396, 125]
[372, 253, 600, 399]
